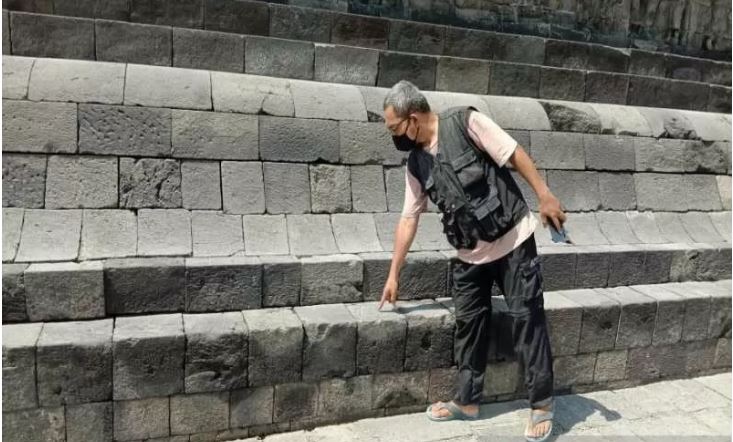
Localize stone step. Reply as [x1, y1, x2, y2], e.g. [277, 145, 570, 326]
[3, 12, 731, 112]
[2, 280, 730, 441]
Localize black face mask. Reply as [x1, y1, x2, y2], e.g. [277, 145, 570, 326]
[391, 119, 421, 152]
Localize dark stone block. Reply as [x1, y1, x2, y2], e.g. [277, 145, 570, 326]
[628, 49, 666, 77]
[702, 59, 732, 87]
[665, 54, 704, 82]
[436, 56, 490, 94]
[540, 252, 577, 291]
[388, 19, 444, 55]
[2, 264, 28, 322]
[378, 51, 436, 91]
[96, 20, 172, 66]
[245, 36, 314, 80]
[2, 153, 46, 208]
[708, 85, 732, 113]
[544, 39, 589, 70]
[485, 33, 545, 65]
[270, 3, 332, 43]
[204, 0, 269, 35]
[119, 158, 182, 209]
[172, 28, 244, 73]
[489, 62, 540, 98]
[539, 66, 585, 101]
[54, 0, 130, 20]
[10, 12, 95, 59]
[3, 10, 8, 54]
[443, 27, 492, 59]
[585, 71, 629, 104]
[607, 250, 646, 286]
[104, 258, 186, 315]
[627, 76, 709, 111]
[130, 0, 203, 28]
[331, 12, 389, 49]
[587, 45, 629, 73]
[3, 0, 52, 12]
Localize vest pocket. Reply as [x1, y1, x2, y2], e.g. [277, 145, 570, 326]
[451, 150, 484, 188]
[471, 191, 504, 240]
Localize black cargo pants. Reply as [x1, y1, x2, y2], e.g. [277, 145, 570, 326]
[451, 234, 554, 409]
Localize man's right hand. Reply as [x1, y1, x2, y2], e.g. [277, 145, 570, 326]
[378, 277, 399, 310]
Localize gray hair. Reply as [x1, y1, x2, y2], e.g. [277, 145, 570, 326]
[383, 80, 430, 117]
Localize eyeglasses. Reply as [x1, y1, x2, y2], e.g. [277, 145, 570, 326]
[386, 118, 409, 135]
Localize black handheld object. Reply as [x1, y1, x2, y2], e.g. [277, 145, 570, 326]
[549, 224, 572, 244]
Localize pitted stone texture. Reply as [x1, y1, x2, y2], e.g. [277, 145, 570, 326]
[553, 353, 596, 389]
[372, 371, 429, 408]
[540, 100, 602, 133]
[635, 138, 687, 172]
[666, 284, 714, 343]
[222, 162, 265, 215]
[545, 39, 590, 70]
[583, 134, 635, 171]
[584, 72, 629, 105]
[80, 209, 137, 260]
[598, 287, 656, 349]
[104, 257, 185, 314]
[402, 300, 454, 370]
[436, 57, 490, 95]
[2, 153, 46, 208]
[310, 165, 351, 213]
[3, 56, 34, 99]
[378, 51, 437, 91]
[347, 303, 407, 374]
[708, 85, 731, 113]
[295, 304, 357, 380]
[596, 211, 640, 244]
[263, 162, 311, 215]
[2, 322, 42, 410]
[243, 215, 289, 255]
[598, 173, 636, 211]
[544, 291, 582, 356]
[358, 86, 388, 122]
[25, 261, 104, 321]
[204, 0, 268, 34]
[540, 248, 577, 291]
[170, 392, 229, 435]
[291, 79, 367, 121]
[211, 72, 294, 117]
[679, 212, 726, 243]
[483, 96, 550, 131]
[36, 319, 113, 406]
[260, 117, 339, 163]
[287, 214, 339, 256]
[314, 44, 379, 86]
[301, 254, 363, 305]
[605, 245, 647, 286]
[539, 66, 586, 102]
[3, 100, 76, 154]
[270, 3, 332, 42]
[66, 401, 113, 442]
[628, 76, 708, 111]
[79, 104, 171, 157]
[2, 406, 65, 442]
[45, 155, 118, 209]
[119, 158, 182, 209]
[679, 110, 731, 141]
[242, 308, 303, 386]
[191, 211, 244, 257]
[185, 257, 261, 311]
[399, 251, 449, 300]
[230, 386, 274, 428]
[684, 140, 729, 174]
[529, 131, 585, 170]
[561, 288, 621, 353]
[113, 397, 169, 441]
[273, 382, 319, 422]
[172, 110, 258, 161]
[629, 50, 665, 77]
[245, 36, 314, 81]
[332, 214, 382, 253]
[184, 312, 247, 393]
[125, 64, 211, 110]
[635, 174, 723, 211]
[547, 171, 601, 211]
[717, 176, 731, 210]
[360, 251, 392, 301]
[351, 166, 388, 212]
[318, 375, 373, 419]
[137, 209, 191, 256]
[113, 314, 185, 400]
[261, 255, 301, 307]
[29, 58, 124, 103]
[10, 12, 94, 59]
[631, 284, 685, 345]
[173, 28, 244, 73]
[95, 20, 171, 66]
[388, 19, 443, 54]
[53, 0, 128, 19]
[3, 264, 28, 322]
[340, 121, 401, 165]
[636, 107, 698, 139]
[16, 209, 81, 262]
[181, 161, 221, 210]
[2, 208, 23, 262]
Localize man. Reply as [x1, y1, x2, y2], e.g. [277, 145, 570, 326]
[378, 81, 566, 442]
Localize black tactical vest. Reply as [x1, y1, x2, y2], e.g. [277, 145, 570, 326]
[406, 106, 529, 250]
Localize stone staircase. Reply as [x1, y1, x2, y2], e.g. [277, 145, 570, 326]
[2, 2, 732, 441]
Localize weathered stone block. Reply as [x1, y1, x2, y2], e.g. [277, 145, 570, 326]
[204, 0, 269, 35]
[634, 138, 686, 172]
[540, 100, 602, 133]
[347, 303, 407, 374]
[172, 28, 244, 73]
[300, 254, 363, 305]
[2, 264, 27, 322]
[242, 308, 303, 386]
[273, 382, 319, 422]
[66, 402, 113, 442]
[331, 213, 382, 253]
[340, 121, 396, 165]
[484, 96, 550, 131]
[684, 140, 729, 174]
[628, 49, 665, 77]
[683, 110, 731, 142]
[331, 12, 388, 49]
[25, 261, 104, 321]
[2, 56, 34, 99]
[270, 3, 331, 42]
[242, 214, 289, 255]
[384, 166, 406, 213]
[378, 51, 437, 91]
[220, 162, 264, 215]
[130, 0, 203, 27]
[388, 19, 443, 54]
[260, 116, 339, 163]
[96, 20, 171, 65]
[314, 43, 379, 86]
[2, 208, 23, 262]
[79, 104, 171, 157]
[606, 246, 647, 286]
[529, 131, 585, 170]
[29, 58, 125, 104]
[372, 371, 429, 408]
[295, 303, 357, 380]
[137, 209, 192, 256]
[539, 67, 585, 102]
[632, 284, 685, 346]
[2, 322, 42, 410]
[79, 209, 136, 260]
[402, 300, 454, 370]
[124, 64, 211, 110]
[104, 257, 185, 314]
[351, 166, 388, 212]
[598, 173, 636, 211]
[489, 62, 540, 98]
[561, 289, 620, 353]
[540, 249, 577, 291]
[596, 212, 640, 245]
[263, 162, 311, 215]
[2, 153, 46, 208]
[428, 367, 457, 403]
[45, 155, 118, 209]
[261, 255, 300, 307]
[318, 375, 373, 418]
[584, 134, 635, 171]
[10, 11, 94, 59]
[717, 175, 731, 210]
[230, 386, 274, 428]
[245, 36, 314, 80]
[113, 398, 169, 441]
[544, 39, 589, 70]
[291, 79, 367, 121]
[287, 214, 339, 255]
[714, 338, 731, 368]
[191, 211, 244, 257]
[666, 284, 712, 343]
[547, 171, 601, 211]
[181, 161, 221, 210]
[211, 71, 294, 116]
[679, 212, 725, 243]
[3, 100, 76, 154]
[172, 110, 258, 161]
[553, 353, 596, 389]
[628, 76, 708, 111]
[119, 158, 182, 209]
[599, 287, 655, 348]
[544, 292, 582, 356]
[708, 85, 731, 113]
[399, 251, 449, 300]
[15, 209, 82, 262]
[635, 174, 722, 212]
[310, 164, 351, 213]
[2, 406, 65, 442]
[584, 71, 628, 104]
[435, 56, 490, 95]
[170, 392, 229, 435]
[185, 257, 261, 311]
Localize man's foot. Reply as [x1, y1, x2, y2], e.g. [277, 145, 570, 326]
[525, 403, 553, 441]
[428, 401, 479, 419]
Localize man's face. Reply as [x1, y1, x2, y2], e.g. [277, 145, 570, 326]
[384, 105, 413, 138]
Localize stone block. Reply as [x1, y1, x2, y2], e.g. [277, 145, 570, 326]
[357, 85, 388, 122]
[230, 386, 274, 428]
[36, 319, 113, 406]
[2, 208, 23, 262]
[710, 211, 732, 241]
[635, 174, 722, 212]
[598, 173, 636, 211]
[221, 162, 264, 215]
[310, 165, 351, 213]
[25, 261, 104, 321]
[427, 367, 457, 403]
[684, 110, 731, 142]
[125, 64, 211, 110]
[292, 79, 367, 121]
[384, 166, 406, 213]
[340, 121, 400, 165]
[546, 170, 601, 211]
[540, 249, 577, 291]
[15, 209, 81, 262]
[631, 284, 685, 345]
[287, 214, 339, 255]
[489, 62, 540, 98]
[563, 213, 608, 246]
[242, 308, 303, 386]
[373, 212, 402, 250]
[388, 19, 443, 55]
[666, 284, 713, 342]
[300, 254, 363, 305]
[544, 292, 582, 356]
[242, 214, 290, 255]
[583, 134, 635, 171]
[714, 338, 731, 368]
[119, 158, 182, 209]
[628, 76, 708, 111]
[708, 85, 731, 113]
[10, 11, 94, 59]
[273, 382, 319, 422]
[654, 212, 693, 243]
[3, 56, 34, 99]
[28, 58, 125, 104]
[332, 213, 382, 253]
[113, 398, 169, 441]
[172, 110, 258, 161]
[270, 3, 332, 42]
[412, 213, 451, 250]
[606, 245, 647, 286]
[584, 71, 629, 104]
[2, 407, 65, 442]
[402, 299, 454, 370]
[561, 289, 620, 353]
[261, 255, 301, 307]
[347, 302, 407, 374]
[372, 371, 429, 408]
[589, 103, 652, 137]
[2, 10, 9, 54]
[331, 12, 389, 49]
[685, 140, 729, 174]
[484, 96, 550, 131]
[596, 211, 640, 245]
[540, 100, 602, 133]
[263, 163, 312, 215]
[172, 28, 244, 73]
[191, 211, 244, 257]
[625, 212, 663, 245]
[318, 375, 373, 418]
[378, 51, 437, 91]
[204, 0, 268, 34]
[104, 257, 185, 314]
[599, 287, 656, 348]
[593, 349, 627, 383]
[544, 39, 589, 70]
[171, 392, 229, 435]
[260, 116, 339, 163]
[399, 251, 448, 300]
[529, 131, 585, 170]
[539, 67, 585, 102]
[137, 209, 192, 256]
[130, 0, 203, 27]
[185, 256, 261, 311]
[351, 166, 388, 212]
[717, 175, 731, 210]
[314, 43, 379, 86]
[2, 322, 42, 410]
[96, 20, 171, 66]
[2, 153, 46, 208]
[679, 212, 725, 243]
[683, 339, 718, 373]
[435, 56, 490, 95]
[634, 138, 686, 172]
[3, 100, 76, 154]
[553, 353, 596, 389]
[359, 251, 392, 301]
[572, 245, 611, 288]
[181, 161, 221, 210]
[295, 304, 357, 380]
[79, 209, 137, 260]
[665, 54, 704, 82]
[113, 314, 185, 400]
[628, 49, 665, 77]
[79, 104, 171, 157]
[53, 0, 128, 19]
[245, 36, 314, 80]
[211, 71, 294, 116]
[45, 155, 118, 209]
[2, 264, 27, 322]
[66, 402, 113, 442]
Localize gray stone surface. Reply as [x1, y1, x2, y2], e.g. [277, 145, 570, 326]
[270, 3, 332, 42]
[685, 140, 729, 174]
[66, 402, 113, 442]
[2, 153, 46, 208]
[260, 116, 339, 163]
[125, 64, 211, 110]
[374, 212, 401, 250]
[171, 392, 229, 435]
[104, 257, 185, 314]
[351, 166, 388, 212]
[119, 158, 182, 209]
[436, 57, 490, 95]
[412, 213, 451, 250]
[561, 289, 621, 353]
[2, 322, 42, 410]
[378, 51, 437, 91]
[2, 406, 66, 442]
[2, 263, 28, 322]
[203, 0, 268, 34]
[80, 209, 137, 260]
[399, 251, 449, 300]
[222, 162, 265, 215]
[331, 12, 388, 49]
[261, 255, 301, 307]
[245, 36, 314, 80]
[402, 300, 454, 370]
[1, 10, 7, 54]
[291, 79, 367, 121]
[358, 85, 388, 122]
[547, 171, 601, 211]
[654, 212, 694, 243]
[340, 121, 399, 165]
[3, 56, 34, 99]
[628, 76, 708, 111]
[634, 138, 687, 172]
[185, 257, 261, 311]
[385, 166, 406, 213]
[242, 308, 303, 386]
[273, 382, 319, 422]
[36, 319, 113, 405]
[300, 254, 363, 305]
[172, 110, 258, 161]
[191, 211, 244, 257]
[113, 314, 185, 400]
[96, 20, 171, 66]
[605, 245, 647, 286]
[287, 214, 339, 256]
[484, 96, 551, 131]
[263, 162, 311, 215]
[230, 386, 274, 428]
[553, 353, 596, 389]
[211, 72, 294, 117]
[626, 211, 665, 244]
[583, 134, 635, 171]
[544, 291, 582, 356]
[25, 261, 104, 321]
[540, 248, 577, 291]
[137, 209, 192, 256]
[540, 100, 602, 133]
[529, 131, 585, 169]
[632, 284, 685, 345]
[598, 172, 636, 211]
[589, 103, 652, 137]
[598, 287, 656, 348]
[295, 303, 357, 380]
[359, 251, 392, 301]
[489, 62, 540, 98]
[29, 58, 124, 104]
[79, 104, 171, 157]
[332, 214, 383, 253]
[15, 209, 81, 262]
[310, 165, 351, 213]
[539, 66, 586, 102]
[172, 28, 244, 73]
[584, 71, 629, 104]
[181, 161, 221, 210]
[718, 175, 731, 210]
[636, 107, 698, 139]
[573, 246, 611, 288]
[596, 211, 640, 244]
[635, 173, 723, 211]
[10, 11, 94, 59]
[679, 212, 726, 243]
[318, 375, 373, 419]
[347, 302, 407, 374]
[113, 397, 169, 440]
[45, 155, 118, 209]
[314, 43, 379, 86]
[52, 0, 128, 19]
[2, 208, 23, 261]
[243, 215, 290, 255]
[682, 110, 731, 141]
[3, 100, 76, 154]
[709, 211, 732, 242]
[707, 85, 731, 113]
[666, 283, 715, 342]
[372, 371, 429, 409]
